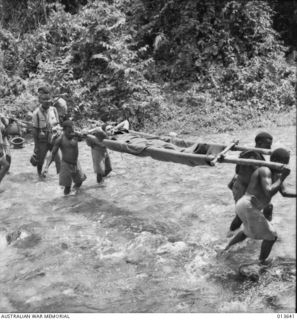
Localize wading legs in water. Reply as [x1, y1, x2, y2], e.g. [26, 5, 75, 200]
[73, 182, 82, 190]
[64, 186, 71, 195]
[224, 231, 247, 251]
[259, 237, 277, 264]
[97, 173, 103, 183]
[37, 164, 43, 176]
[229, 214, 242, 232]
[229, 205, 273, 233]
[104, 155, 112, 177]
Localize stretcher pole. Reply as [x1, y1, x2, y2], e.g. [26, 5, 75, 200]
[233, 145, 272, 155]
[221, 157, 286, 171]
[129, 130, 272, 155]
[210, 140, 239, 166]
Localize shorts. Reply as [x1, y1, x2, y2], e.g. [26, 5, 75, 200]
[86, 134, 108, 175]
[35, 140, 52, 166]
[236, 195, 277, 241]
[91, 147, 107, 174]
[59, 160, 86, 187]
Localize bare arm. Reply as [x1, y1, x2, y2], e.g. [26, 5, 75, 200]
[85, 127, 108, 147]
[113, 120, 129, 131]
[72, 131, 84, 142]
[32, 112, 39, 145]
[87, 127, 101, 135]
[33, 127, 39, 145]
[279, 183, 297, 198]
[49, 136, 62, 166]
[259, 166, 290, 198]
[93, 140, 106, 147]
[42, 137, 61, 176]
[86, 134, 106, 148]
[89, 127, 108, 139]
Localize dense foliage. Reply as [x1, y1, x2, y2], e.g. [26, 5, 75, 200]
[0, 0, 295, 132]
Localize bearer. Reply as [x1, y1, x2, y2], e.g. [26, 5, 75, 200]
[32, 86, 61, 178]
[223, 148, 296, 264]
[41, 97, 69, 178]
[48, 120, 86, 195]
[227, 132, 273, 237]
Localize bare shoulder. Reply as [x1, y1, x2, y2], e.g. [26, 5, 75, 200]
[258, 166, 271, 177]
[54, 134, 63, 146]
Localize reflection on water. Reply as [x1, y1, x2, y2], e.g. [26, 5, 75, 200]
[0, 127, 295, 312]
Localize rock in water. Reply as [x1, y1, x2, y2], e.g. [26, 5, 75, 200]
[13, 233, 41, 249]
[6, 230, 21, 245]
[5, 230, 41, 248]
[238, 263, 263, 281]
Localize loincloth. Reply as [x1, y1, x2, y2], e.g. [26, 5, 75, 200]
[236, 194, 277, 241]
[91, 147, 107, 174]
[59, 160, 86, 187]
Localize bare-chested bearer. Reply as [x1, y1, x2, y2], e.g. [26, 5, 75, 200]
[84, 120, 129, 183]
[227, 132, 273, 237]
[85, 124, 112, 184]
[48, 120, 86, 195]
[223, 148, 296, 264]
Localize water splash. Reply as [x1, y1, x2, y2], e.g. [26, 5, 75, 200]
[0, 126, 295, 312]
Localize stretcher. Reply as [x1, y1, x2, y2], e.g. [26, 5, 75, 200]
[101, 130, 285, 171]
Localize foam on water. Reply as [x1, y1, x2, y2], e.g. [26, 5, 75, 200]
[0, 126, 295, 312]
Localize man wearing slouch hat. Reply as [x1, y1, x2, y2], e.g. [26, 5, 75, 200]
[32, 86, 61, 177]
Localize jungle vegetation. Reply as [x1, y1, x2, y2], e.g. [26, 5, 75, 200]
[0, 0, 296, 133]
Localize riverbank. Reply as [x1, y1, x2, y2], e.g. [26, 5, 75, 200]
[143, 104, 296, 136]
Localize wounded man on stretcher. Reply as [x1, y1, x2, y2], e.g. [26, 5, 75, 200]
[84, 120, 226, 168]
[85, 120, 224, 156]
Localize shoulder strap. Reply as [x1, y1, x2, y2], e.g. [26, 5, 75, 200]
[53, 107, 59, 123]
[37, 110, 40, 129]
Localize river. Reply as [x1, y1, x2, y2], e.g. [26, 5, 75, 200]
[0, 126, 295, 313]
